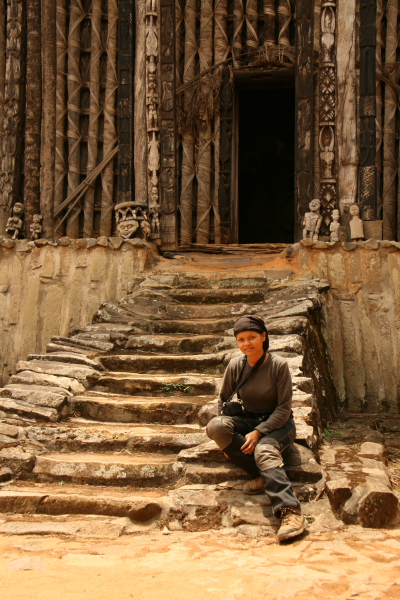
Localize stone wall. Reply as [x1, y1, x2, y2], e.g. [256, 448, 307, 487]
[0, 238, 157, 386]
[283, 242, 400, 413]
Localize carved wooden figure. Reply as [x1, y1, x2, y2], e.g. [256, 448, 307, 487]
[5, 201, 24, 239]
[329, 208, 340, 242]
[30, 213, 43, 240]
[349, 204, 365, 240]
[303, 199, 322, 242]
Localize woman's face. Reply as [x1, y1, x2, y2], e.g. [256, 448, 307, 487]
[236, 330, 266, 359]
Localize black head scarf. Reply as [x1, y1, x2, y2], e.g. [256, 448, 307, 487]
[233, 315, 269, 352]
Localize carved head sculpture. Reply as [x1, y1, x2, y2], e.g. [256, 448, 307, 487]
[32, 214, 42, 224]
[117, 218, 139, 239]
[349, 203, 360, 218]
[309, 198, 321, 213]
[13, 202, 24, 216]
[115, 202, 140, 239]
[150, 186, 159, 206]
[331, 209, 340, 222]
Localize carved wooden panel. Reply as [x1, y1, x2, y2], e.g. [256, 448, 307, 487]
[359, 0, 376, 221]
[117, 0, 135, 204]
[218, 66, 233, 244]
[295, 0, 314, 241]
[159, 0, 177, 249]
[319, 0, 337, 235]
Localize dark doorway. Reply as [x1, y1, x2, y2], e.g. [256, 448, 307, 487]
[238, 87, 295, 244]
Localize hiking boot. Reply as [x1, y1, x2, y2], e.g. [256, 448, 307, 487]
[243, 475, 264, 495]
[276, 507, 305, 542]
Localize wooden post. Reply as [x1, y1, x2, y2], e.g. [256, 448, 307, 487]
[382, 0, 398, 240]
[196, 0, 213, 244]
[0, 0, 5, 233]
[133, 0, 147, 204]
[41, 0, 57, 238]
[295, 0, 314, 241]
[213, 0, 228, 244]
[359, 0, 377, 223]
[375, 0, 383, 219]
[54, 0, 67, 235]
[179, 0, 196, 245]
[66, 0, 84, 238]
[336, 0, 358, 227]
[117, 0, 135, 204]
[218, 66, 233, 244]
[159, 0, 178, 250]
[100, 0, 118, 236]
[0, 0, 25, 215]
[246, 0, 258, 58]
[232, 0, 244, 67]
[278, 0, 291, 46]
[83, 0, 102, 238]
[319, 0, 337, 235]
[264, 0, 276, 45]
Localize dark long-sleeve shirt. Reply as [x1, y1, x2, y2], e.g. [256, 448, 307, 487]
[218, 353, 293, 435]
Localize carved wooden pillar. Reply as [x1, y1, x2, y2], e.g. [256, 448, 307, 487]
[318, 0, 337, 235]
[118, 0, 135, 204]
[295, 0, 314, 241]
[359, 0, 377, 222]
[159, 0, 177, 250]
[0, 0, 26, 216]
[218, 66, 233, 244]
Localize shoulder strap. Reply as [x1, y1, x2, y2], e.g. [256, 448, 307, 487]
[227, 352, 266, 402]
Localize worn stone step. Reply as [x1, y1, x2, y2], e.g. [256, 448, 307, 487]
[27, 353, 102, 370]
[16, 361, 101, 388]
[0, 484, 166, 520]
[137, 271, 293, 290]
[163, 302, 256, 320]
[1, 386, 70, 410]
[50, 336, 114, 352]
[92, 373, 219, 397]
[73, 394, 214, 424]
[167, 288, 267, 304]
[123, 334, 235, 354]
[151, 318, 235, 335]
[0, 398, 59, 422]
[10, 371, 86, 394]
[27, 421, 208, 453]
[99, 352, 232, 375]
[45, 343, 99, 356]
[32, 452, 184, 487]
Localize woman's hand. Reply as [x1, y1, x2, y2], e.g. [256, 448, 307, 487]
[241, 430, 263, 455]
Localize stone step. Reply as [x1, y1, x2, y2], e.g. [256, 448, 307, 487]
[136, 271, 293, 290]
[0, 397, 59, 422]
[99, 352, 232, 375]
[16, 360, 101, 388]
[0, 484, 166, 521]
[45, 343, 99, 356]
[162, 303, 257, 320]
[1, 386, 70, 411]
[167, 288, 267, 304]
[10, 371, 86, 394]
[27, 421, 208, 453]
[151, 318, 235, 335]
[73, 394, 214, 424]
[31, 452, 184, 487]
[50, 336, 114, 352]
[27, 353, 102, 370]
[123, 333, 235, 354]
[92, 372, 219, 397]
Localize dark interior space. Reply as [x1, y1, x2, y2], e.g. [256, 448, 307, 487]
[238, 87, 295, 244]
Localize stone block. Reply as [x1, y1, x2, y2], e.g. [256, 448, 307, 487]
[109, 237, 124, 250]
[362, 239, 379, 250]
[325, 476, 352, 509]
[86, 238, 97, 248]
[0, 467, 13, 482]
[96, 236, 109, 247]
[59, 237, 71, 246]
[0, 423, 19, 438]
[342, 242, 357, 251]
[2, 239, 15, 248]
[197, 401, 218, 426]
[341, 480, 399, 527]
[363, 220, 383, 240]
[358, 442, 385, 462]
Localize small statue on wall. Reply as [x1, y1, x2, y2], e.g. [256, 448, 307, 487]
[150, 207, 161, 239]
[115, 202, 139, 239]
[303, 198, 323, 242]
[140, 216, 151, 239]
[30, 214, 43, 240]
[349, 203, 365, 241]
[330, 208, 340, 242]
[5, 202, 24, 239]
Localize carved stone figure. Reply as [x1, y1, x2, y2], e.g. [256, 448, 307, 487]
[303, 199, 323, 242]
[330, 208, 340, 242]
[5, 201, 24, 239]
[30, 214, 43, 240]
[349, 203, 365, 240]
[150, 207, 161, 238]
[140, 217, 151, 239]
[115, 202, 139, 239]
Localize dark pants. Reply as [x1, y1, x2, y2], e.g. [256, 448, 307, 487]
[206, 413, 300, 515]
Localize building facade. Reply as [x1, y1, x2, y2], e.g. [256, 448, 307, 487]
[0, 0, 394, 249]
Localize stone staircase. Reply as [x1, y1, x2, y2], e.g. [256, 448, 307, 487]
[0, 262, 378, 534]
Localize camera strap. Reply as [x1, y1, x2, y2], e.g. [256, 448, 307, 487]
[226, 351, 267, 403]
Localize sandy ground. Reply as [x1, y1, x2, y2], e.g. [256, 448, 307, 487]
[1, 526, 400, 600]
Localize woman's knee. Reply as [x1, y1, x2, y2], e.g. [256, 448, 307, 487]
[254, 442, 283, 471]
[206, 416, 235, 448]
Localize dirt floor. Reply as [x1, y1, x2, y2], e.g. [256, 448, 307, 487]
[1, 525, 400, 600]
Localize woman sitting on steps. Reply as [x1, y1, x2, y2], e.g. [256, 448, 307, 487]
[206, 314, 305, 542]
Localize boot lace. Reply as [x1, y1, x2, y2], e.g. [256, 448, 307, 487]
[280, 507, 298, 524]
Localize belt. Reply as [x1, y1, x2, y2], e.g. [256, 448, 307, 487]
[242, 410, 272, 422]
